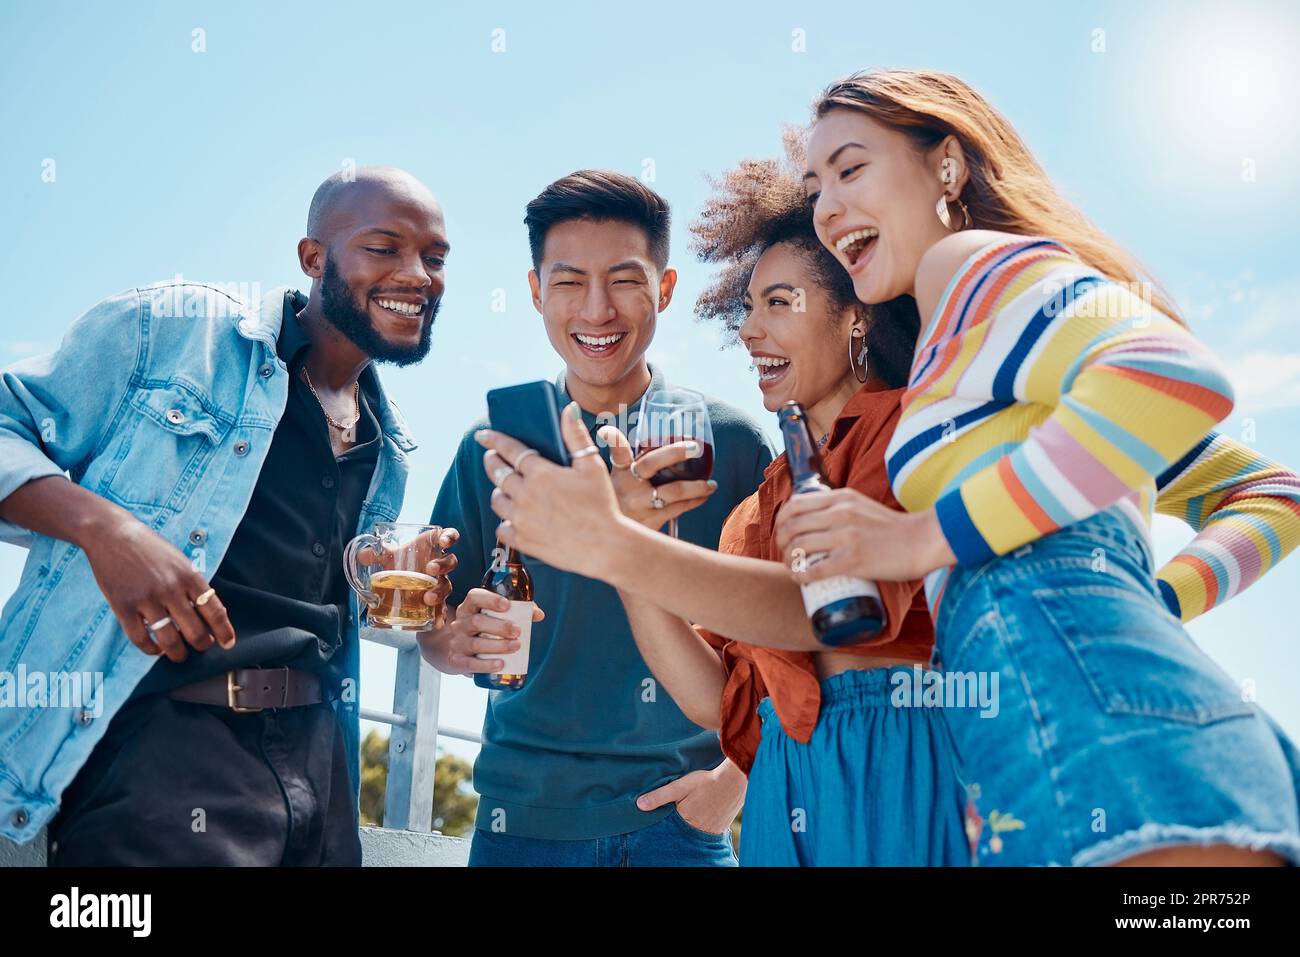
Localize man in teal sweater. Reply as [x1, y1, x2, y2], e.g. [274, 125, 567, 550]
[421, 170, 773, 865]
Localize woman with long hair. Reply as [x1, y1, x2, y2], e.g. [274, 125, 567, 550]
[774, 68, 1300, 865]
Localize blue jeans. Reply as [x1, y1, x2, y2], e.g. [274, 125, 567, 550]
[934, 505, 1300, 866]
[467, 808, 738, 866]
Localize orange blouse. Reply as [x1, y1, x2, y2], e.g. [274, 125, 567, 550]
[696, 381, 934, 774]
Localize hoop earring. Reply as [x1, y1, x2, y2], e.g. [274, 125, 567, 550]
[936, 193, 972, 231]
[848, 328, 869, 384]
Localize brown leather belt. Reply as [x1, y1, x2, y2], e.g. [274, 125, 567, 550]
[168, 667, 324, 712]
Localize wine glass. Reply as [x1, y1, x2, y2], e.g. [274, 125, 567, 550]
[633, 388, 714, 538]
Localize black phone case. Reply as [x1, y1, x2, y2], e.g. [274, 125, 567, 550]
[485, 380, 571, 466]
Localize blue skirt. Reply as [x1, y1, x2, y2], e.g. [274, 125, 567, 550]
[739, 666, 971, 866]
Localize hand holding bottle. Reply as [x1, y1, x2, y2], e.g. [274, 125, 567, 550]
[416, 587, 544, 677]
[775, 489, 956, 583]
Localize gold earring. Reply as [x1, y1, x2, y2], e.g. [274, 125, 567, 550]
[936, 158, 970, 230]
[848, 328, 869, 384]
[936, 193, 971, 231]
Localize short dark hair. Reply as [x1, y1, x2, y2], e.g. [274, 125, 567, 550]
[524, 170, 671, 273]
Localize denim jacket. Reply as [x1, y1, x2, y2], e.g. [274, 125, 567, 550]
[0, 281, 416, 844]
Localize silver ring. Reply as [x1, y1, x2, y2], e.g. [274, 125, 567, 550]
[570, 446, 600, 460]
[146, 615, 173, 632]
[629, 459, 644, 481]
[492, 466, 515, 487]
[650, 488, 665, 510]
[514, 449, 540, 472]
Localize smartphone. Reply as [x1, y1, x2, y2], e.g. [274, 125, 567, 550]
[486, 380, 571, 466]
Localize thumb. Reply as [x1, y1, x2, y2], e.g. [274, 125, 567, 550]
[636, 777, 685, 811]
[597, 425, 633, 470]
[560, 401, 601, 472]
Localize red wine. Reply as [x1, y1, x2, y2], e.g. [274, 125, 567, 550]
[633, 437, 714, 486]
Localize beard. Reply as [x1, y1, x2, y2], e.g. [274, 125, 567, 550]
[320, 256, 439, 367]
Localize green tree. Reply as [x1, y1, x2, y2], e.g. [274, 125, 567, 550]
[358, 729, 478, 836]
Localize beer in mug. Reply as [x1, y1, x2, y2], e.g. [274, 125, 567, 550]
[344, 522, 444, 630]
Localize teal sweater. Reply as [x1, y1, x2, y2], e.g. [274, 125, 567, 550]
[430, 365, 774, 840]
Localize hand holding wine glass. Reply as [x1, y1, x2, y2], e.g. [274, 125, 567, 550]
[598, 424, 717, 530]
[632, 388, 715, 538]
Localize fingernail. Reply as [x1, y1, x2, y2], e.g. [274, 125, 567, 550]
[567, 401, 582, 420]
[686, 441, 701, 455]
[707, 479, 718, 490]
[473, 430, 490, 445]
[636, 797, 649, 809]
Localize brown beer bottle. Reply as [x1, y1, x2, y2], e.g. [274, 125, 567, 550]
[474, 544, 535, 690]
[777, 401, 887, 646]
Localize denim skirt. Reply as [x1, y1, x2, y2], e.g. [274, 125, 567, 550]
[933, 505, 1300, 866]
[739, 666, 971, 866]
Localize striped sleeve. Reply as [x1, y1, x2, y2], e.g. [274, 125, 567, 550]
[931, 240, 1237, 564]
[1153, 431, 1300, 621]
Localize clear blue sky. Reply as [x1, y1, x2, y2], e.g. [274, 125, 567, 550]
[2, 0, 1298, 763]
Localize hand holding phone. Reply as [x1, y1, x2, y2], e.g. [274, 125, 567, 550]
[485, 380, 571, 466]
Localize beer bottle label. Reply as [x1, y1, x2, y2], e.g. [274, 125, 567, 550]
[477, 600, 534, 675]
[797, 552, 880, 615]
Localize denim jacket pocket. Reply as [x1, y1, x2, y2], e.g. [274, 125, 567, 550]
[98, 383, 233, 512]
[1031, 584, 1254, 726]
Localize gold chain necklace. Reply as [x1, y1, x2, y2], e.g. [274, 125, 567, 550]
[300, 366, 360, 432]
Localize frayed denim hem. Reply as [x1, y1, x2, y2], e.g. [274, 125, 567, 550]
[1072, 822, 1300, 867]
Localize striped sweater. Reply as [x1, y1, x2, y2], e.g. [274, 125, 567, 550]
[1155, 431, 1300, 620]
[886, 236, 1238, 613]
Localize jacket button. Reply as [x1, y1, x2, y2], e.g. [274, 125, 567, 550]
[189, 529, 207, 545]
[234, 440, 250, 456]
[312, 542, 326, 557]
[259, 364, 274, 378]
[77, 709, 94, 726]
[165, 409, 186, 425]
[11, 809, 28, 828]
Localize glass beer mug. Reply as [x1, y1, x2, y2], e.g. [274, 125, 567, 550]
[344, 522, 445, 630]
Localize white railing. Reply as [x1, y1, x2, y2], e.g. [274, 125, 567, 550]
[359, 626, 480, 832]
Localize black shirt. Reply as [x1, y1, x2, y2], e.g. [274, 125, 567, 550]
[129, 293, 381, 701]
